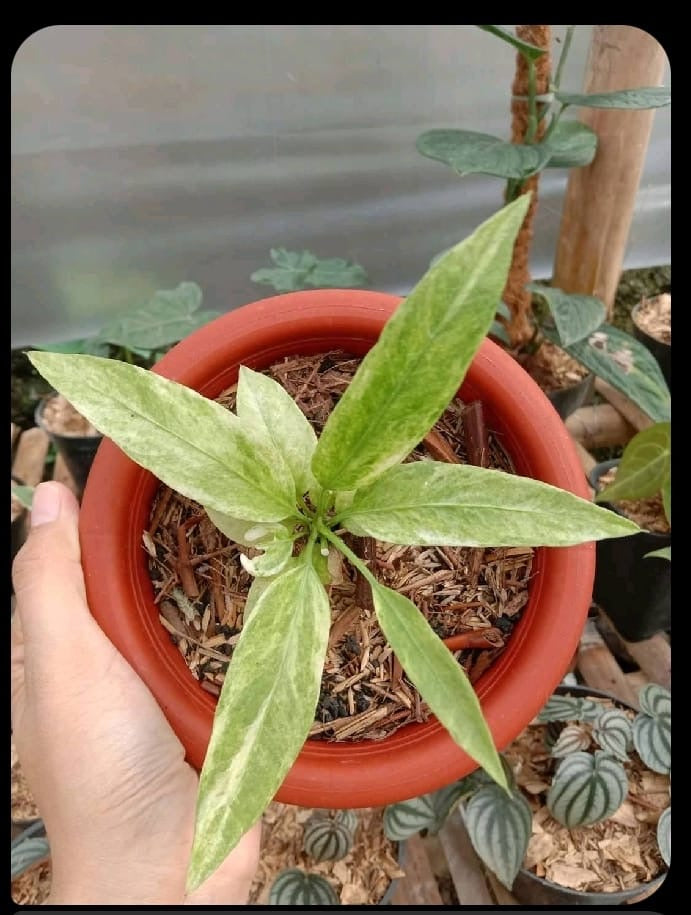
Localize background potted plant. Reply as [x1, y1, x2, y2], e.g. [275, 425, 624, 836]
[588, 422, 671, 641]
[27, 197, 637, 892]
[384, 681, 670, 905]
[631, 292, 671, 390]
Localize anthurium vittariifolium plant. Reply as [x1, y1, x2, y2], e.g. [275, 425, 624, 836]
[28, 195, 639, 891]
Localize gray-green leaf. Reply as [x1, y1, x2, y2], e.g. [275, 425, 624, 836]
[383, 772, 491, 841]
[544, 323, 670, 423]
[477, 25, 547, 60]
[187, 561, 330, 892]
[632, 685, 671, 774]
[312, 195, 531, 492]
[371, 580, 506, 789]
[544, 120, 598, 169]
[595, 423, 670, 523]
[593, 709, 633, 762]
[537, 695, 588, 723]
[27, 352, 297, 522]
[547, 751, 628, 827]
[32, 336, 110, 356]
[96, 283, 220, 351]
[236, 366, 318, 496]
[340, 462, 639, 546]
[528, 284, 606, 346]
[464, 785, 533, 890]
[417, 129, 552, 179]
[556, 87, 671, 109]
[251, 248, 368, 292]
[11, 483, 34, 510]
[11, 837, 51, 879]
[550, 725, 591, 758]
[657, 806, 671, 867]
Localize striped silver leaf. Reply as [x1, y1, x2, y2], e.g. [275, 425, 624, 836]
[303, 816, 353, 862]
[334, 809, 359, 837]
[657, 806, 671, 867]
[464, 786, 532, 890]
[11, 837, 50, 879]
[537, 695, 586, 723]
[593, 709, 633, 762]
[633, 708, 671, 775]
[550, 724, 591, 758]
[268, 869, 341, 906]
[547, 751, 628, 827]
[639, 684, 671, 719]
[383, 794, 437, 841]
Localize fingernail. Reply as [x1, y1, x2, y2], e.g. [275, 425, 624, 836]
[30, 483, 62, 527]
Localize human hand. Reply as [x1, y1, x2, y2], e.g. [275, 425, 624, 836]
[11, 481, 261, 905]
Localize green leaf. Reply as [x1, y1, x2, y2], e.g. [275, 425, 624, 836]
[632, 685, 671, 774]
[371, 580, 507, 788]
[544, 323, 670, 423]
[186, 560, 330, 892]
[340, 462, 639, 546]
[11, 837, 51, 879]
[464, 785, 533, 890]
[312, 195, 532, 492]
[27, 352, 297, 522]
[550, 725, 591, 758]
[547, 751, 628, 827]
[205, 508, 294, 548]
[95, 282, 219, 351]
[489, 321, 511, 346]
[657, 806, 671, 867]
[32, 337, 110, 356]
[417, 129, 552, 179]
[596, 423, 670, 521]
[383, 772, 491, 841]
[593, 709, 633, 762]
[236, 366, 318, 496]
[556, 87, 671, 109]
[240, 536, 295, 578]
[251, 248, 368, 293]
[543, 120, 598, 169]
[244, 560, 301, 619]
[496, 301, 512, 321]
[528, 284, 606, 346]
[11, 483, 34, 509]
[477, 25, 547, 60]
[645, 546, 671, 561]
[537, 695, 587, 723]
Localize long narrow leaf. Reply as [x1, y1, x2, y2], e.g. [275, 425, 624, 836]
[556, 87, 671, 109]
[312, 195, 531, 492]
[341, 462, 639, 546]
[27, 352, 296, 521]
[186, 561, 330, 891]
[477, 25, 547, 60]
[371, 580, 506, 788]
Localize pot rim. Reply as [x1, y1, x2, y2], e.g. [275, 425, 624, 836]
[34, 392, 104, 443]
[79, 289, 595, 807]
[631, 299, 671, 348]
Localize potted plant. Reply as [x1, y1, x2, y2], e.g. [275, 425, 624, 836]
[27, 197, 638, 892]
[588, 422, 670, 641]
[631, 292, 671, 390]
[260, 808, 403, 905]
[385, 681, 670, 905]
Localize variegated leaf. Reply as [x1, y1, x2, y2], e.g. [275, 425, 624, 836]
[186, 561, 330, 891]
[550, 725, 591, 758]
[464, 786, 533, 890]
[593, 709, 633, 762]
[547, 751, 628, 827]
[537, 695, 586, 723]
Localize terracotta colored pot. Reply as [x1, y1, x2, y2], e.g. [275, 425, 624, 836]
[80, 290, 594, 808]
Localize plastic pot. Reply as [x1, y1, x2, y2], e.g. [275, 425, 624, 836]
[79, 289, 595, 808]
[631, 301, 671, 391]
[588, 460, 670, 641]
[35, 396, 102, 493]
[546, 373, 594, 420]
[512, 682, 668, 906]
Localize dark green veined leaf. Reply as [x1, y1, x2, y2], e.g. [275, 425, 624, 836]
[269, 869, 341, 905]
[657, 806, 671, 867]
[95, 282, 219, 351]
[303, 816, 353, 862]
[27, 352, 297, 522]
[383, 771, 493, 841]
[556, 87, 671, 109]
[528, 284, 606, 346]
[371, 581, 506, 788]
[464, 785, 533, 890]
[544, 323, 670, 422]
[477, 25, 547, 60]
[186, 561, 330, 892]
[417, 129, 552, 179]
[632, 685, 671, 774]
[537, 695, 586, 722]
[11, 837, 51, 879]
[593, 709, 633, 762]
[544, 120, 598, 168]
[312, 196, 531, 491]
[595, 423, 670, 522]
[340, 461, 638, 546]
[547, 751, 628, 827]
[334, 809, 359, 835]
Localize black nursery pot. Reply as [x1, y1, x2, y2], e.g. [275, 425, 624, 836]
[587, 460, 670, 642]
[546, 373, 595, 420]
[631, 301, 671, 391]
[34, 397, 102, 493]
[511, 683, 668, 906]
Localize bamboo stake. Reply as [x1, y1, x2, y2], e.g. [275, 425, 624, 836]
[565, 403, 636, 449]
[593, 378, 655, 432]
[552, 27, 668, 316]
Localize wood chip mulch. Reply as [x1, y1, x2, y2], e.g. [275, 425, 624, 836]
[518, 340, 590, 393]
[633, 293, 671, 344]
[249, 804, 403, 906]
[504, 699, 668, 894]
[146, 351, 534, 742]
[11, 739, 51, 905]
[39, 393, 99, 437]
[597, 467, 670, 535]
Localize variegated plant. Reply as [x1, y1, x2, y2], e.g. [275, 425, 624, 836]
[385, 684, 671, 890]
[27, 195, 640, 892]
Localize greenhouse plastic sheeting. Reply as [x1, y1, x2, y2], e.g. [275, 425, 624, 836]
[11, 25, 670, 347]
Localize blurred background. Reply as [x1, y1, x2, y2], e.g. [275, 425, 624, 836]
[11, 25, 670, 347]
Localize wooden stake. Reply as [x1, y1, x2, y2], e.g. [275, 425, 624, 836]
[565, 403, 636, 450]
[552, 27, 668, 316]
[577, 619, 640, 709]
[593, 378, 655, 432]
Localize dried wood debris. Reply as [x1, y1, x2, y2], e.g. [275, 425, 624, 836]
[146, 352, 534, 741]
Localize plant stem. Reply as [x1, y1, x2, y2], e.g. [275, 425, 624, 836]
[524, 59, 539, 144]
[553, 25, 574, 91]
[318, 524, 379, 589]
